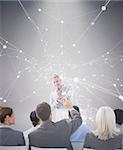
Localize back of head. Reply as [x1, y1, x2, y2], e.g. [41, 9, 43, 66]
[94, 106, 120, 140]
[0, 107, 13, 124]
[36, 102, 51, 121]
[30, 111, 39, 127]
[114, 109, 123, 125]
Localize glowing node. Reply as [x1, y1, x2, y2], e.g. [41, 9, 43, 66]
[119, 95, 123, 101]
[60, 20, 64, 24]
[17, 75, 20, 79]
[120, 58, 123, 62]
[0, 97, 3, 100]
[6, 41, 8, 43]
[91, 85, 95, 88]
[73, 77, 79, 83]
[33, 91, 36, 94]
[73, 43, 76, 47]
[77, 51, 80, 54]
[19, 50, 22, 53]
[82, 78, 86, 81]
[3, 99, 7, 103]
[120, 84, 123, 87]
[27, 16, 31, 20]
[101, 6, 106, 11]
[76, 86, 79, 89]
[113, 83, 116, 87]
[91, 22, 94, 25]
[3, 45, 7, 49]
[38, 8, 42, 12]
[106, 51, 110, 54]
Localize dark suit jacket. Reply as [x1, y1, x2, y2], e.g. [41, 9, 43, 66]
[29, 109, 82, 150]
[84, 132, 122, 150]
[0, 127, 25, 146]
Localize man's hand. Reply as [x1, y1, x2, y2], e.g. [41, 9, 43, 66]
[63, 99, 73, 109]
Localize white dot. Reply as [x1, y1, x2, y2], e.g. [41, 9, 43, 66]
[60, 20, 64, 24]
[28, 17, 31, 20]
[19, 50, 22, 53]
[77, 51, 81, 54]
[38, 8, 42, 12]
[101, 6, 106, 11]
[33, 91, 36, 94]
[3, 99, 7, 103]
[113, 83, 116, 87]
[73, 43, 76, 47]
[82, 78, 86, 81]
[17, 75, 20, 79]
[91, 22, 94, 25]
[120, 58, 123, 62]
[3, 45, 7, 49]
[6, 41, 8, 43]
[0, 97, 3, 100]
[91, 85, 95, 88]
[73, 77, 79, 83]
[119, 95, 123, 101]
[106, 51, 110, 55]
[120, 84, 123, 87]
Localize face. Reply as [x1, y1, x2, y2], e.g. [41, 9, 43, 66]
[53, 78, 62, 88]
[8, 112, 15, 125]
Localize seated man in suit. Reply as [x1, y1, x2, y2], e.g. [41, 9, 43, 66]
[29, 100, 82, 150]
[0, 107, 25, 146]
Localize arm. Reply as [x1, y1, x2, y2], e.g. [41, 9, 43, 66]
[64, 100, 82, 135]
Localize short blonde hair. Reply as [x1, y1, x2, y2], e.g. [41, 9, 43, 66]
[52, 74, 62, 81]
[94, 106, 120, 140]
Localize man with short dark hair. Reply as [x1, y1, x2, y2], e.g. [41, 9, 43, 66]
[0, 107, 25, 146]
[29, 100, 82, 150]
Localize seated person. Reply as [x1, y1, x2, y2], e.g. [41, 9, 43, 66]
[29, 100, 82, 150]
[0, 107, 25, 146]
[114, 109, 123, 134]
[23, 111, 40, 147]
[69, 106, 91, 143]
[84, 106, 122, 150]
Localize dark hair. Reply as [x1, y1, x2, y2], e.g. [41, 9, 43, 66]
[36, 102, 51, 121]
[0, 107, 13, 123]
[68, 105, 80, 119]
[30, 111, 39, 127]
[114, 109, 123, 125]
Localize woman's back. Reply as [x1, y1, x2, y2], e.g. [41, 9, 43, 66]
[84, 132, 122, 150]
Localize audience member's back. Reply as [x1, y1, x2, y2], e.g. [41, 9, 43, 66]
[84, 106, 122, 150]
[114, 109, 123, 134]
[29, 101, 82, 150]
[0, 107, 25, 146]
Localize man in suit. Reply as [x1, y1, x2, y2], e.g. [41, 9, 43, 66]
[29, 100, 82, 150]
[0, 107, 25, 146]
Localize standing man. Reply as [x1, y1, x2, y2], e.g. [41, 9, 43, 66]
[50, 74, 73, 121]
[50, 74, 73, 109]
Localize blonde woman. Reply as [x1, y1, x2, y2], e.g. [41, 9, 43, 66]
[84, 106, 122, 150]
